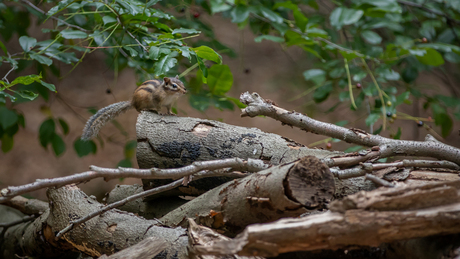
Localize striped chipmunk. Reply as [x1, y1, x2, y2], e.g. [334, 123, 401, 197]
[81, 76, 187, 141]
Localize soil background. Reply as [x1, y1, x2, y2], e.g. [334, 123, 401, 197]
[1, 8, 459, 201]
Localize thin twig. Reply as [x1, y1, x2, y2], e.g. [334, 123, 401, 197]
[365, 174, 395, 187]
[0, 158, 267, 203]
[330, 159, 460, 179]
[20, 0, 89, 32]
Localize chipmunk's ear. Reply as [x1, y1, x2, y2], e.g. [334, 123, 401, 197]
[175, 75, 179, 79]
[163, 77, 171, 84]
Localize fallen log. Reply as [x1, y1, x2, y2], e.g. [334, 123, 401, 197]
[193, 180, 460, 257]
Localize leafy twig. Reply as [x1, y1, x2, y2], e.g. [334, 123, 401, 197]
[20, 0, 89, 32]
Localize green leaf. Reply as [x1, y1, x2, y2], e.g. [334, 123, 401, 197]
[258, 6, 283, 24]
[381, 69, 400, 81]
[39, 118, 55, 148]
[212, 96, 234, 111]
[365, 113, 380, 127]
[416, 48, 445, 66]
[149, 46, 171, 60]
[154, 51, 178, 76]
[0, 40, 8, 55]
[51, 134, 65, 156]
[435, 95, 460, 108]
[210, 0, 232, 13]
[395, 91, 410, 106]
[293, 10, 308, 32]
[344, 146, 363, 153]
[419, 43, 460, 54]
[74, 138, 97, 157]
[207, 64, 233, 95]
[40, 81, 57, 92]
[254, 35, 285, 43]
[0, 107, 18, 129]
[11, 75, 41, 86]
[231, 5, 250, 23]
[189, 93, 211, 111]
[361, 30, 382, 44]
[19, 36, 37, 52]
[60, 29, 88, 39]
[58, 118, 69, 135]
[402, 66, 418, 83]
[393, 127, 401, 140]
[123, 46, 138, 57]
[30, 54, 53, 66]
[313, 82, 333, 103]
[434, 113, 453, 137]
[303, 69, 326, 85]
[172, 28, 200, 34]
[196, 56, 208, 82]
[124, 140, 137, 159]
[1, 134, 14, 153]
[191, 46, 222, 64]
[102, 16, 117, 25]
[330, 7, 364, 30]
[432, 104, 453, 137]
[227, 97, 246, 109]
[16, 90, 38, 100]
[117, 158, 132, 168]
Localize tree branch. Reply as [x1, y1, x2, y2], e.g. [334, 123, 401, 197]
[0, 158, 267, 203]
[240, 92, 460, 165]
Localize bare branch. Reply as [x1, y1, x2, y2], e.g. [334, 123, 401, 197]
[240, 92, 460, 165]
[0, 158, 268, 203]
[365, 174, 395, 187]
[330, 159, 460, 179]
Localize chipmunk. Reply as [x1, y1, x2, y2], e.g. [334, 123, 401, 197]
[81, 76, 187, 141]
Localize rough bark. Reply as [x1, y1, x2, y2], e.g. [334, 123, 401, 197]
[47, 185, 188, 258]
[98, 237, 168, 259]
[0, 185, 189, 258]
[193, 180, 460, 257]
[159, 156, 335, 234]
[136, 112, 341, 198]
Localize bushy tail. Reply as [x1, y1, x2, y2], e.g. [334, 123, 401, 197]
[81, 101, 132, 141]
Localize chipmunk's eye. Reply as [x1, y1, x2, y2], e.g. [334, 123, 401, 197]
[172, 83, 177, 89]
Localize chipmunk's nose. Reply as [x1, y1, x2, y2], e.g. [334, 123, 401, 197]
[183, 88, 187, 94]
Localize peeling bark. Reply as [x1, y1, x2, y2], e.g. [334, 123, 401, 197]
[193, 180, 460, 257]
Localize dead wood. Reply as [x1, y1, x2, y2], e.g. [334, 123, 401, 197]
[159, 156, 335, 234]
[98, 236, 168, 259]
[105, 184, 188, 218]
[193, 180, 460, 257]
[136, 112, 341, 199]
[0, 185, 189, 258]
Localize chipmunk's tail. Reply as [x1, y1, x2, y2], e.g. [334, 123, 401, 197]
[81, 101, 132, 141]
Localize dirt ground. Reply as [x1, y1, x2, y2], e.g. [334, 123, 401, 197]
[1, 13, 459, 201]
